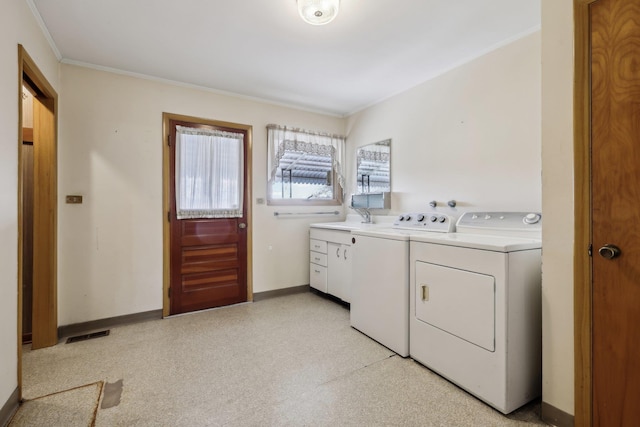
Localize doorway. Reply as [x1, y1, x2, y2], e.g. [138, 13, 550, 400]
[162, 113, 253, 316]
[17, 45, 58, 394]
[574, 0, 640, 425]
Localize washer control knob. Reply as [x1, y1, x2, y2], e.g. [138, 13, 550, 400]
[398, 215, 405, 221]
[485, 214, 492, 220]
[430, 216, 437, 222]
[438, 216, 446, 223]
[524, 213, 541, 224]
[405, 215, 412, 222]
[472, 214, 479, 219]
[417, 214, 425, 222]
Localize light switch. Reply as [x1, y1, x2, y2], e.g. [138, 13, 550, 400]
[66, 195, 83, 204]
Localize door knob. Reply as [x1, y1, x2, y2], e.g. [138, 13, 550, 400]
[238, 223, 247, 229]
[598, 244, 621, 260]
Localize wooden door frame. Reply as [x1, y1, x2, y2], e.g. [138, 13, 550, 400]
[574, 1, 597, 426]
[17, 45, 58, 394]
[162, 112, 253, 317]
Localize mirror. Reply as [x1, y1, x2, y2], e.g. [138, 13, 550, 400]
[356, 139, 391, 194]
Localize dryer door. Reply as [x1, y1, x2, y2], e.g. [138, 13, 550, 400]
[415, 261, 495, 351]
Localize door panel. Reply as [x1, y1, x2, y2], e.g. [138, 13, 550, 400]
[591, 0, 640, 424]
[169, 119, 249, 315]
[31, 96, 57, 349]
[414, 261, 495, 352]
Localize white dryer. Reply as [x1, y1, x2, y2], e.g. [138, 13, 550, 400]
[350, 213, 454, 357]
[409, 212, 542, 414]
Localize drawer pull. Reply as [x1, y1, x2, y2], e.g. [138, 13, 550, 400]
[314, 269, 321, 274]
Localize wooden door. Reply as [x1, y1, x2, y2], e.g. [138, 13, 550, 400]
[168, 118, 249, 315]
[30, 93, 58, 349]
[591, 0, 640, 424]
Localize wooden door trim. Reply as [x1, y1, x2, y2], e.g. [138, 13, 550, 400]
[17, 44, 58, 396]
[161, 112, 253, 317]
[574, 1, 597, 426]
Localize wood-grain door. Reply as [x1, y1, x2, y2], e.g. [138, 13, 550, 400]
[168, 117, 250, 315]
[591, 0, 640, 424]
[18, 46, 58, 355]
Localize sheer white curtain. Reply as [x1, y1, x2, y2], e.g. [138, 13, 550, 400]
[267, 124, 346, 194]
[175, 125, 244, 219]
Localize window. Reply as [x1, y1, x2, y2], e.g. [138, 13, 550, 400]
[175, 125, 244, 218]
[267, 124, 345, 205]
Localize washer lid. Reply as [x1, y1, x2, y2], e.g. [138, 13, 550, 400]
[409, 232, 541, 252]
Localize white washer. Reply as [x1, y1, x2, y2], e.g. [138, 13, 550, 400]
[409, 212, 542, 414]
[350, 213, 454, 357]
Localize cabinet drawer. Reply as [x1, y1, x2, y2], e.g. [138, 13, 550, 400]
[310, 239, 327, 254]
[310, 263, 328, 293]
[310, 251, 328, 267]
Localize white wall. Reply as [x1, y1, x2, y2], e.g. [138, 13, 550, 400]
[541, 0, 575, 416]
[57, 64, 345, 326]
[346, 32, 541, 214]
[0, 0, 60, 410]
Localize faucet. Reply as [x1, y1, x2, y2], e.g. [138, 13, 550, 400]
[351, 207, 372, 224]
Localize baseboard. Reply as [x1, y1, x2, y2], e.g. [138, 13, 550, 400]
[0, 387, 19, 427]
[253, 285, 310, 302]
[541, 401, 574, 427]
[58, 309, 163, 339]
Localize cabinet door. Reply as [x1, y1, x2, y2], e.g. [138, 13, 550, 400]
[328, 243, 351, 302]
[341, 244, 352, 303]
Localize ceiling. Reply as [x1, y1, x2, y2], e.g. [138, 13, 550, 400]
[29, 0, 541, 117]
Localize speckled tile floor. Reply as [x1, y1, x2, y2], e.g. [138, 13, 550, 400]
[22, 292, 548, 426]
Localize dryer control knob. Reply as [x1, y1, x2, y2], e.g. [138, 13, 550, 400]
[430, 216, 437, 222]
[524, 213, 541, 224]
[438, 216, 446, 223]
[398, 215, 405, 221]
[417, 214, 425, 222]
[405, 215, 412, 221]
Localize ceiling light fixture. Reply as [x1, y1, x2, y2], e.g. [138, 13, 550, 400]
[297, 0, 340, 26]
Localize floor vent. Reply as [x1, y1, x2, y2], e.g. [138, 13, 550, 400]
[66, 330, 110, 344]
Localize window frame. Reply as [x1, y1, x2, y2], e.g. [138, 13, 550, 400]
[266, 125, 344, 206]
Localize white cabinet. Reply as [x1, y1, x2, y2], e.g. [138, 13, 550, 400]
[309, 228, 352, 303]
